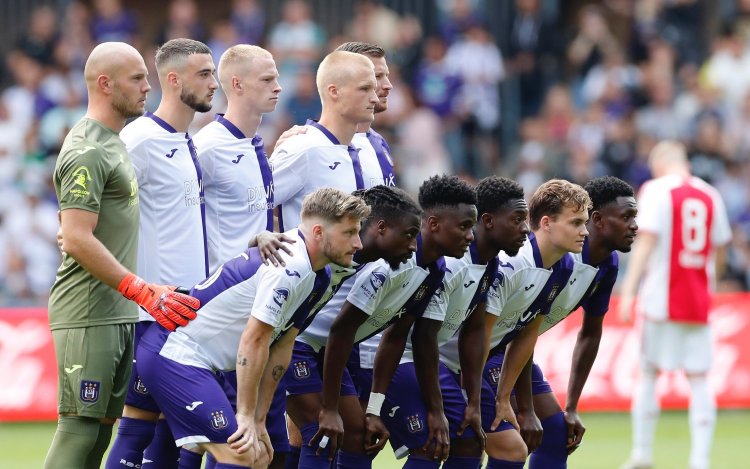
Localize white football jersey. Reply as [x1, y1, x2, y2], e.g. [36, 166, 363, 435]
[120, 112, 207, 321]
[193, 115, 274, 272]
[270, 121, 394, 231]
[351, 129, 397, 188]
[636, 175, 731, 323]
[158, 230, 329, 371]
[399, 241, 494, 364]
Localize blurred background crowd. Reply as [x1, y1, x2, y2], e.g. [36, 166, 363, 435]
[1, 0, 749, 304]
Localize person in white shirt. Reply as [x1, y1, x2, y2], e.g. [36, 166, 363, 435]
[106, 38, 219, 469]
[193, 44, 283, 272]
[136, 188, 369, 468]
[619, 141, 731, 469]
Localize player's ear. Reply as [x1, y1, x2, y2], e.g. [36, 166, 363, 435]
[427, 214, 440, 232]
[481, 212, 493, 229]
[97, 74, 112, 94]
[311, 223, 324, 240]
[590, 210, 603, 228]
[376, 219, 387, 235]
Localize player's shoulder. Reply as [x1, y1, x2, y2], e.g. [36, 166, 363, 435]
[193, 120, 237, 151]
[59, 120, 118, 163]
[272, 125, 337, 156]
[688, 176, 724, 200]
[119, 115, 160, 146]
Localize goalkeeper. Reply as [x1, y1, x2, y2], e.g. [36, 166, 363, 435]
[44, 42, 199, 469]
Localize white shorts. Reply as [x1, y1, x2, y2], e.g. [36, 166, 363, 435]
[640, 320, 712, 373]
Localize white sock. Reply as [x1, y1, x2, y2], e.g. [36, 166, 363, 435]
[687, 374, 716, 468]
[631, 367, 660, 463]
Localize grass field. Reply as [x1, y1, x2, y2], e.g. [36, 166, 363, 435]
[2, 410, 748, 468]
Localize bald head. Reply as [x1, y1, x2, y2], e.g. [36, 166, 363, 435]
[316, 51, 374, 100]
[218, 44, 273, 91]
[84, 42, 145, 89]
[648, 140, 690, 177]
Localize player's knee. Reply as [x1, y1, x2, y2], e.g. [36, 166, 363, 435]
[485, 430, 528, 462]
[203, 443, 254, 466]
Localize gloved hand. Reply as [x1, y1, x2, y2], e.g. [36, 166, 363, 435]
[117, 273, 200, 331]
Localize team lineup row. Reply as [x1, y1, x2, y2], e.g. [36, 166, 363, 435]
[45, 35, 728, 469]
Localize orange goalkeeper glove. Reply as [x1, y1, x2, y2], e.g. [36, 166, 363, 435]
[117, 273, 200, 331]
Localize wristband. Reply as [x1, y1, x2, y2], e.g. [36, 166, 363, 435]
[366, 392, 386, 416]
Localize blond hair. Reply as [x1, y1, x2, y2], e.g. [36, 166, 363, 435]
[218, 44, 273, 91]
[301, 188, 371, 224]
[315, 50, 373, 99]
[529, 179, 592, 230]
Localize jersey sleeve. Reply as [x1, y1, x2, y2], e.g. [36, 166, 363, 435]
[421, 278, 452, 321]
[269, 145, 308, 205]
[55, 141, 112, 213]
[580, 262, 618, 317]
[250, 266, 298, 328]
[635, 181, 666, 234]
[124, 137, 151, 188]
[710, 191, 732, 247]
[346, 262, 391, 316]
[486, 266, 513, 316]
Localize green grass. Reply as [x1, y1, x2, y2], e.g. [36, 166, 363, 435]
[2, 411, 748, 468]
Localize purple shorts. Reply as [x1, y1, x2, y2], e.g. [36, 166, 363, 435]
[381, 362, 480, 458]
[483, 352, 553, 396]
[347, 346, 373, 402]
[220, 371, 290, 453]
[124, 321, 161, 413]
[136, 344, 237, 447]
[282, 342, 357, 397]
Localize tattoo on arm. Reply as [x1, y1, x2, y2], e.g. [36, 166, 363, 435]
[272, 365, 285, 382]
[237, 354, 248, 367]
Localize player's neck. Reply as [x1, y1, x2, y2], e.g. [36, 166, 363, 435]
[223, 106, 262, 138]
[585, 231, 611, 266]
[417, 228, 441, 266]
[533, 230, 566, 269]
[153, 98, 197, 133]
[474, 228, 500, 263]
[87, 103, 127, 133]
[317, 115, 357, 145]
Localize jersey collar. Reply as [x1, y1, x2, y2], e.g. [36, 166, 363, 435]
[145, 111, 178, 134]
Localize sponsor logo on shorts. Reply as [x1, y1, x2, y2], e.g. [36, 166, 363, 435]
[80, 380, 100, 403]
[488, 367, 501, 385]
[133, 377, 149, 395]
[186, 401, 203, 411]
[293, 361, 310, 380]
[210, 410, 229, 430]
[388, 406, 400, 417]
[407, 414, 423, 433]
[64, 364, 83, 374]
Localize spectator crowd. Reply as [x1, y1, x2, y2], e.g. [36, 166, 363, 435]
[2, 0, 750, 303]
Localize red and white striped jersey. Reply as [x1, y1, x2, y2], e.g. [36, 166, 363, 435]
[636, 175, 731, 323]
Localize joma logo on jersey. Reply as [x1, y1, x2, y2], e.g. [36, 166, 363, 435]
[407, 414, 424, 433]
[133, 378, 148, 395]
[210, 410, 229, 430]
[293, 361, 311, 379]
[273, 288, 290, 307]
[80, 380, 100, 402]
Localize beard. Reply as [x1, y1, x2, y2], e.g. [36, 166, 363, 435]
[180, 88, 212, 113]
[323, 238, 353, 267]
[111, 90, 145, 120]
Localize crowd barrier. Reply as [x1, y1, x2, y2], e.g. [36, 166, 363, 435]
[2, 294, 749, 421]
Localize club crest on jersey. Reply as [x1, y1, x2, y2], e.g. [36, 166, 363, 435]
[293, 361, 311, 380]
[210, 410, 229, 430]
[547, 285, 560, 303]
[273, 288, 290, 307]
[80, 380, 100, 403]
[133, 378, 149, 395]
[407, 414, 424, 433]
[488, 367, 501, 385]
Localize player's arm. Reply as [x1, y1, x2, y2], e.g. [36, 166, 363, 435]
[457, 302, 488, 448]
[412, 315, 450, 461]
[514, 355, 543, 451]
[618, 232, 657, 321]
[315, 301, 369, 458]
[61, 209, 198, 330]
[564, 311, 603, 453]
[492, 314, 544, 431]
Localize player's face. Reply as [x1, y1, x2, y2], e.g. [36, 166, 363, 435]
[597, 196, 638, 253]
[339, 64, 378, 125]
[369, 56, 392, 114]
[111, 56, 151, 119]
[377, 213, 421, 269]
[322, 215, 364, 267]
[179, 53, 218, 113]
[547, 204, 589, 254]
[489, 198, 530, 257]
[431, 203, 477, 258]
[245, 57, 282, 114]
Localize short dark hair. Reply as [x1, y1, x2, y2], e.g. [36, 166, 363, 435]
[355, 185, 422, 229]
[335, 41, 385, 58]
[155, 38, 212, 70]
[584, 176, 635, 213]
[476, 176, 524, 215]
[418, 174, 476, 213]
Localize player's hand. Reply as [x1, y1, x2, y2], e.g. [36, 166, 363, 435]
[491, 397, 520, 432]
[618, 294, 635, 323]
[250, 231, 296, 267]
[273, 125, 308, 151]
[517, 408, 543, 452]
[564, 408, 586, 454]
[312, 408, 343, 460]
[254, 421, 274, 465]
[363, 414, 390, 455]
[456, 402, 486, 451]
[422, 409, 450, 462]
[118, 273, 199, 331]
[228, 413, 262, 461]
